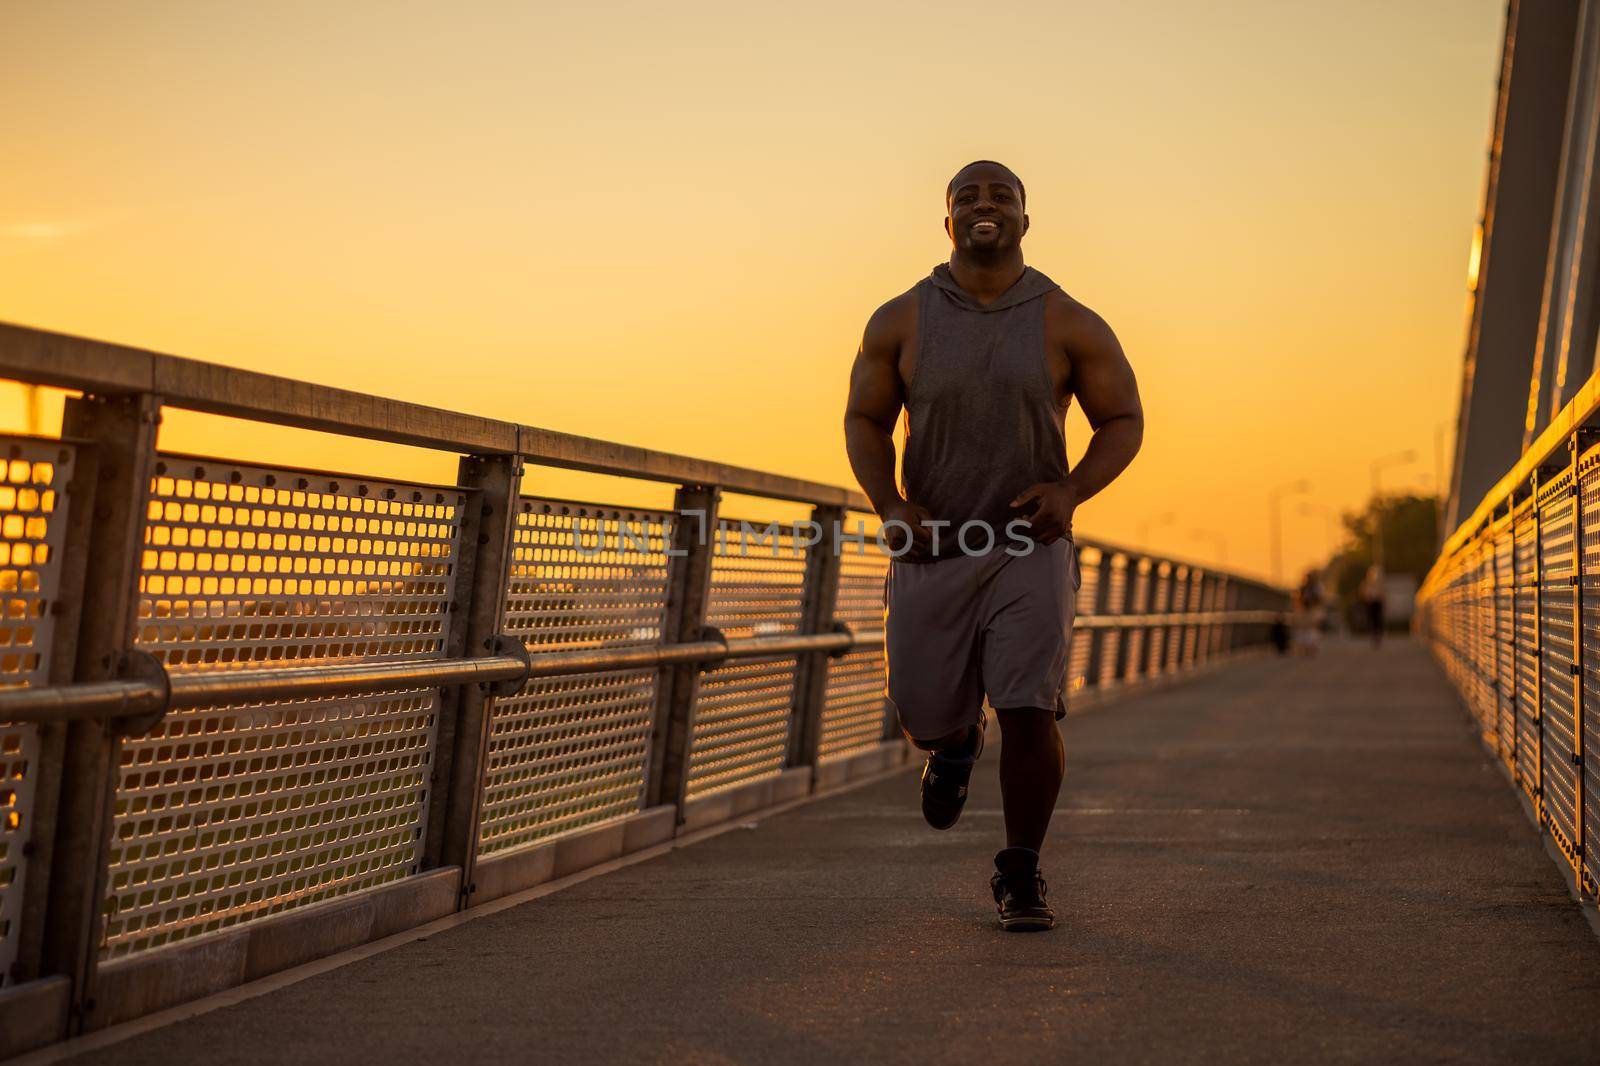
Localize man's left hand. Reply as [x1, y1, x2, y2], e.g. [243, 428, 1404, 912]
[1009, 482, 1079, 544]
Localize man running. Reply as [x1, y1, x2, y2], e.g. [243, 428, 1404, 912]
[843, 160, 1143, 931]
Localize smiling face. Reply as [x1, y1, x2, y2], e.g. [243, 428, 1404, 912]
[944, 162, 1028, 257]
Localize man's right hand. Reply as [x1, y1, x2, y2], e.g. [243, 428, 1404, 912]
[879, 498, 937, 561]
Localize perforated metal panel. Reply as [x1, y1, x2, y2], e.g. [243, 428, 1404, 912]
[820, 648, 887, 759]
[1460, 558, 1473, 694]
[0, 438, 74, 986]
[1463, 583, 1473, 682]
[833, 519, 889, 628]
[104, 458, 464, 960]
[1452, 568, 1466, 683]
[1456, 551, 1473, 722]
[1580, 454, 1600, 891]
[1513, 497, 1540, 797]
[1494, 518, 1516, 763]
[685, 517, 808, 798]
[478, 500, 670, 856]
[1473, 546, 1496, 732]
[1434, 562, 1455, 683]
[1434, 565, 1454, 682]
[1539, 478, 1579, 863]
[1074, 544, 1099, 615]
[821, 523, 891, 761]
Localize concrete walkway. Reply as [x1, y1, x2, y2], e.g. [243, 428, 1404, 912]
[57, 639, 1600, 1064]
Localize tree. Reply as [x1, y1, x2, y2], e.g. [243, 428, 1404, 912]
[1323, 493, 1439, 624]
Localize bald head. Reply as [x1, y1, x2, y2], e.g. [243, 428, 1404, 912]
[947, 160, 1026, 209]
[944, 160, 1029, 258]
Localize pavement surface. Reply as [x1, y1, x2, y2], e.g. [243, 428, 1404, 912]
[57, 638, 1600, 1064]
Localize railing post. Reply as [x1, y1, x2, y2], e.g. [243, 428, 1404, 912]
[1209, 576, 1228, 660]
[787, 504, 845, 773]
[1189, 573, 1206, 667]
[1145, 561, 1170, 678]
[1122, 557, 1150, 680]
[646, 484, 720, 819]
[11, 441, 95, 989]
[1199, 574, 1216, 664]
[1113, 560, 1139, 675]
[1227, 582, 1242, 655]
[1082, 549, 1112, 694]
[1174, 567, 1189, 669]
[1108, 554, 1133, 685]
[41, 394, 160, 1033]
[426, 454, 523, 905]
[1187, 568, 1201, 664]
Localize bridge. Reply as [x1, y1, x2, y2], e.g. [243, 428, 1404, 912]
[5, 8, 1600, 1059]
[16, 636, 1600, 1064]
[0, 313, 1597, 1063]
[0, 323, 1292, 1061]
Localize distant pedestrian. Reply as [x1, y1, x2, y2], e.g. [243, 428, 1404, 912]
[1292, 568, 1325, 656]
[1270, 613, 1292, 655]
[1360, 565, 1385, 648]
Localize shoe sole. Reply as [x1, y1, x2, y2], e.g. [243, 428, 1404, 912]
[920, 785, 966, 830]
[920, 719, 986, 830]
[999, 915, 1055, 932]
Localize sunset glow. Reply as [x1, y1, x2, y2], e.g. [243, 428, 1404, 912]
[0, 1, 1504, 581]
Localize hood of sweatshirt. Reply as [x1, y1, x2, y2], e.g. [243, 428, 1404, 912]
[927, 262, 1060, 313]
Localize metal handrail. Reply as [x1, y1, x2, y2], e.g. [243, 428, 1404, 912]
[1427, 366, 1600, 594]
[0, 321, 867, 509]
[0, 627, 891, 725]
[1416, 369, 1600, 903]
[0, 605, 1286, 726]
[0, 318, 1296, 1052]
[0, 322, 1287, 595]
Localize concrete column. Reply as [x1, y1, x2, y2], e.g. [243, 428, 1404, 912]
[1536, 2, 1600, 425]
[1449, 0, 1583, 531]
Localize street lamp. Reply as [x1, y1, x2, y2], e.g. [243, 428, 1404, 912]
[1268, 479, 1311, 587]
[1370, 449, 1417, 571]
[1138, 511, 1177, 548]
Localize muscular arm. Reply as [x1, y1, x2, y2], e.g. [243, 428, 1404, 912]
[844, 295, 934, 556]
[1061, 305, 1143, 506]
[843, 298, 910, 516]
[1011, 300, 1143, 542]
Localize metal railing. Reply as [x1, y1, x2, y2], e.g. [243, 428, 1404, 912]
[1417, 371, 1600, 903]
[0, 321, 1284, 1054]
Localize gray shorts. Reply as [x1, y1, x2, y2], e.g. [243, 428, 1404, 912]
[882, 538, 1081, 742]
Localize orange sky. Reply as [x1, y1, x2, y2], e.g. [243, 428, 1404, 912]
[0, 1, 1504, 582]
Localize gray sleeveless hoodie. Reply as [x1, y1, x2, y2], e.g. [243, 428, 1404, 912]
[900, 262, 1069, 560]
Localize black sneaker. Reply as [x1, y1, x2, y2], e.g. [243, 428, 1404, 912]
[991, 847, 1055, 932]
[919, 716, 986, 830]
